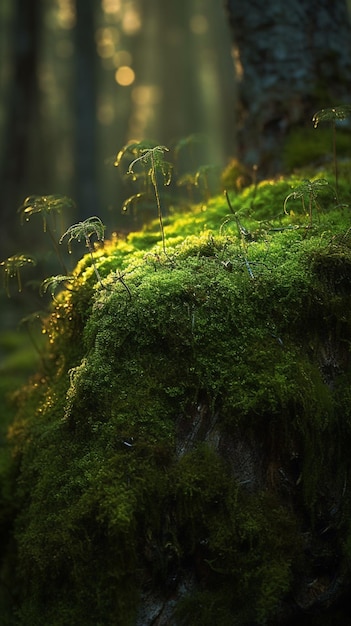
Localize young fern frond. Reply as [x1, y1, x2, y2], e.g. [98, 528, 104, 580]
[18, 194, 75, 230]
[18, 194, 74, 273]
[283, 179, 330, 226]
[0, 254, 36, 296]
[114, 140, 156, 169]
[127, 145, 172, 255]
[127, 146, 172, 184]
[312, 106, 351, 204]
[59, 217, 105, 286]
[312, 105, 351, 126]
[224, 190, 254, 278]
[59, 216, 105, 250]
[40, 275, 77, 298]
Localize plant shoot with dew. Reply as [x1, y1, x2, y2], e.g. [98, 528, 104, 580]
[127, 145, 172, 255]
[283, 178, 330, 227]
[0, 254, 36, 297]
[59, 216, 105, 287]
[312, 105, 351, 204]
[18, 195, 75, 274]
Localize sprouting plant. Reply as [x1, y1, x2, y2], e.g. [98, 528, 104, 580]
[40, 275, 77, 298]
[312, 105, 351, 204]
[114, 140, 157, 192]
[114, 140, 156, 171]
[18, 195, 75, 273]
[283, 178, 330, 227]
[59, 217, 105, 287]
[127, 145, 172, 255]
[0, 254, 36, 296]
[223, 190, 255, 278]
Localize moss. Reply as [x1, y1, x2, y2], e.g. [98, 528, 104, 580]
[4, 165, 351, 624]
[173, 450, 300, 624]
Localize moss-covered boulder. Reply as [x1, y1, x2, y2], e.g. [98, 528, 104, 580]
[4, 170, 351, 625]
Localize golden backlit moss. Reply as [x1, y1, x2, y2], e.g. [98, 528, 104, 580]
[4, 167, 351, 625]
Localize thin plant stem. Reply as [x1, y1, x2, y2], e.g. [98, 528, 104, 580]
[332, 123, 339, 204]
[150, 150, 166, 255]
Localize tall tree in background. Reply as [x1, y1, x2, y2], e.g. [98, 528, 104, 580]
[225, 0, 351, 174]
[74, 0, 99, 218]
[0, 0, 42, 255]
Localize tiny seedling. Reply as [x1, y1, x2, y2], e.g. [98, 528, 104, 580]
[58, 217, 132, 298]
[59, 216, 106, 287]
[223, 190, 255, 278]
[283, 178, 330, 227]
[18, 195, 75, 274]
[0, 254, 36, 297]
[127, 145, 172, 255]
[312, 105, 351, 204]
[40, 274, 77, 299]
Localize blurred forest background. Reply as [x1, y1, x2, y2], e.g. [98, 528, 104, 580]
[0, 0, 235, 254]
[0, 0, 236, 407]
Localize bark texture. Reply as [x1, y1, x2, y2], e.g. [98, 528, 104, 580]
[225, 0, 351, 173]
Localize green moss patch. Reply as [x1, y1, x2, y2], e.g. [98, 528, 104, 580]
[3, 170, 351, 624]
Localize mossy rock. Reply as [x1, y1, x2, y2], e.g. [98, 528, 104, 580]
[4, 171, 351, 625]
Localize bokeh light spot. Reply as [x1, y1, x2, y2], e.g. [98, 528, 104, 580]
[101, 0, 122, 16]
[115, 66, 135, 86]
[122, 8, 141, 35]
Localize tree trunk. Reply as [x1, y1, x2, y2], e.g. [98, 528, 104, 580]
[225, 0, 351, 174]
[74, 0, 99, 219]
[0, 0, 41, 255]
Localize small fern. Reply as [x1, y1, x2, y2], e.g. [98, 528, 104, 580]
[127, 144, 172, 254]
[18, 194, 74, 229]
[59, 217, 105, 287]
[18, 194, 74, 273]
[283, 179, 330, 226]
[312, 105, 351, 203]
[0, 254, 36, 296]
[40, 275, 77, 298]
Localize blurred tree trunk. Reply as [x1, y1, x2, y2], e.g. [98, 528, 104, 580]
[74, 0, 99, 219]
[0, 0, 41, 255]
[225, 0, 351, 174]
